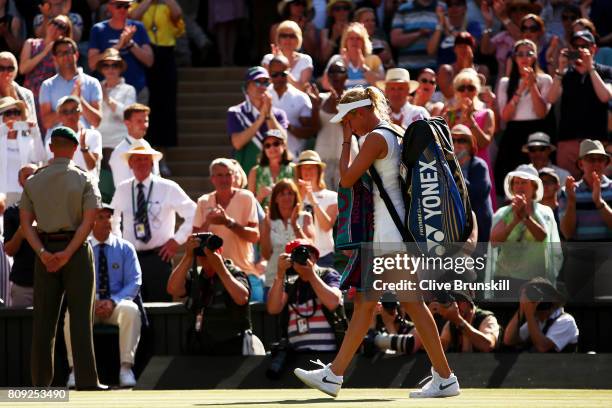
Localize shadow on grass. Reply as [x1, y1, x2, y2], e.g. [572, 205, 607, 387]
[196, 398, 394, 405]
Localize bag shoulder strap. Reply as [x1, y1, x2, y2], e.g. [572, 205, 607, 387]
[369, 125, 410, 242]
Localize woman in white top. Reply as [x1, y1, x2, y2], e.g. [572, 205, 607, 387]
[295, 150, 338, 268]
[262, 20, 313, 91]
[0, 97, 45, 206]
[495, 39, 553, 193]
[294, 86, 460, 398]
[97, 48, 137, 150]
[260, 179, 315, 289]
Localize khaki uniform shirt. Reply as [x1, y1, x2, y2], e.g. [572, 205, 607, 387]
[20, 157, 102, 233]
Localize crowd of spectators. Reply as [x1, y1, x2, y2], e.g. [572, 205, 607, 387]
[0, 0, 611, 386]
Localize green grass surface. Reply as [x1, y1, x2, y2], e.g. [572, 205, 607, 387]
[2, 388, 612, 408]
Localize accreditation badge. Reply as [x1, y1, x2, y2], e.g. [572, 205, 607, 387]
[134, 222, 147, 239]
[297, 317, 310, 334]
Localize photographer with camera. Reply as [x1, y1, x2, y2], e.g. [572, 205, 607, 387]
[267, 239, 345, 355]
[547, 30, 612, 178]
[429, 290, 499, 353]
[167, 232, 254, 355]
[363, 300, 420, 356]
[503, 278, 578, 353]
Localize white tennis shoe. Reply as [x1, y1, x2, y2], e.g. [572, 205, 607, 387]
[294, 359, 343, 397]
[409, 367, 460, 398]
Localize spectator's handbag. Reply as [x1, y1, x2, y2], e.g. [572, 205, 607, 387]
[242, 329, 266, 355]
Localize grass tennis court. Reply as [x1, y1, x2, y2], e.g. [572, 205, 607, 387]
[2, 389, 611, 408]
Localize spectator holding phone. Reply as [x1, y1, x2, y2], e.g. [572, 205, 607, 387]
[547, 30, 612, 178]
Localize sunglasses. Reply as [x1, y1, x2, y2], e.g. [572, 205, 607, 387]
[0, 65, 15, 73]
[562, 14, 577, 21]
[113, 2, 130, 9]
[278, 33, 297, 40]
[572, 42, 590, 50]
[541, 179, 558, 186]
[419, 78, 436, 85]
[270, 71, 288, 78]
[51, 20, 68, 31]
[253, 80, 270, 87]
[447, 2, 465, 7]
[2, 109, 22, 117]
[521, 25, 541, 33]
[101, 62, 121, 69]
[59, 108, 81, 115]
[332, 5, 351, 12]
[456, 84, 476, 92]
[452, 137, 470, 145]
[328, 69, 347, 76]
[515, 50, 535, 58]
[264, 140, 282, 149]
[528, 146, 548, 153]
[582, 156, 609, 164]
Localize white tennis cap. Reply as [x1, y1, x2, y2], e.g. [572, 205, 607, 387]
[330, 98, 372, 123]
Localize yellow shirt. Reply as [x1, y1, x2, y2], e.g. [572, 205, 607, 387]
[131, 3, 185, 46]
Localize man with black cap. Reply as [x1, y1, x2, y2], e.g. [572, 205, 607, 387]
[19, 126, 105, 389]
[503, 278, 578, 353]
[547, 30, 612, 178]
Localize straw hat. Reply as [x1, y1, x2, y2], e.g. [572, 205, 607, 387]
[122, 145, 163, 165]
[0, 96, 26, 118]
[96, 48, 127, 73]
[578, 139, 609, 160]
[296, 150, 326, 168]
[376, 68, 419, 94]
[503, 164, 544, 202]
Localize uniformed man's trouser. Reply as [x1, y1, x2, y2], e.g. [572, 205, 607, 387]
[31, 240, 99, 388]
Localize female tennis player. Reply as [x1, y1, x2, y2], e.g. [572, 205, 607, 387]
[293, 86, 460, 398]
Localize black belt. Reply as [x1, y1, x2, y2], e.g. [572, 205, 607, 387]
[137, 247, 162, 257]
[39, 231, 75, 242]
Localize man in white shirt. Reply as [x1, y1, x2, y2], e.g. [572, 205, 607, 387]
[45, 96, 102, 180]
[378, 68, 430, 130]
[111, 146, 196, 301]
[108, 103, 159, 188]
[267, 55, 316, 158]
[503, 278, 579, 353]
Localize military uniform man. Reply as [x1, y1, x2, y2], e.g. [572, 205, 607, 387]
[19, 126, 105, 390]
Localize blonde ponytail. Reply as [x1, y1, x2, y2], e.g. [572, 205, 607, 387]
[337, 86, 391, 123]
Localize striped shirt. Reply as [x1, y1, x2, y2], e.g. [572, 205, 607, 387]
[391, 0, 438, 71]
[287, 269, 340, 351]
[559, 176, 612, 241]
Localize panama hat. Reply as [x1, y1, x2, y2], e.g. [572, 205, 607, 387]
[578, 139, 609, 160]
[522, 132, 555, 153]
[376, 68, 419, 94]
[122, 145, 163, 165]
[0, 96, 26, 118]
[96, 47, 127, 73]
[503, 164, 544, 202]
[296, 150, 325, 168]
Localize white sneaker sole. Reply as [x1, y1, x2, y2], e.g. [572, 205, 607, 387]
[409, 387, 461, 398]
[293, 369, 341, 398]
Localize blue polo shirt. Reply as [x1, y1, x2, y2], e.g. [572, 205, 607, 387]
[38, 68, 102, 129]
[90, 233, 142, 304]
[559, 176, 612, 241]
[89, 19, 150, 92]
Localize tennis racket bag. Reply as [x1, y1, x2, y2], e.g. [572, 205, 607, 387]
[369, 118, 473, 255]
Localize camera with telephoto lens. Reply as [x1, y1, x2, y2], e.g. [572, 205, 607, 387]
[524, 284, 553, 311]
[193, 233, 223, 256]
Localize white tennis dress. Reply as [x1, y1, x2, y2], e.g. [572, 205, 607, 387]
[359, 122, 405, 244]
